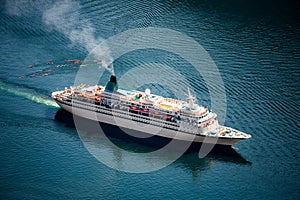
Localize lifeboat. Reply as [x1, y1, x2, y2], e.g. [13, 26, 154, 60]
[141, 108, 150, 116]
[165, 115, 177, 123]
[129, 105, 140, 111]
[129, 105, 140, 114]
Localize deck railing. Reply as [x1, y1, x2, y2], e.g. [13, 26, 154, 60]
[56, 95, 210, 135]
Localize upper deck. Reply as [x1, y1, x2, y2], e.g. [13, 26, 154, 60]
[54, 84, 210, 120]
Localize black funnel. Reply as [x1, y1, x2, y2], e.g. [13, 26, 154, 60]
[110, 75, 117, 85]
[105, 75, 118, 92]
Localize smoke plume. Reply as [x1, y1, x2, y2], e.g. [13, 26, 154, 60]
[5, 0, 115, 74]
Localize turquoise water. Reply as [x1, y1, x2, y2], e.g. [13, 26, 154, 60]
[0, 0, 299, 199]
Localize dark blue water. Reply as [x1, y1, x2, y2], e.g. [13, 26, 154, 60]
[1, 0, 299, 199]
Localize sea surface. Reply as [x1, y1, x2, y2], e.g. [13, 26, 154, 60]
[0, 0, 299, 199]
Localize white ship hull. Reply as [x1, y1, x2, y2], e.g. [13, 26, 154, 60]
[56, 100, 243, 146]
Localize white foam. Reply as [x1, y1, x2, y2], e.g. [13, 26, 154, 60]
[0, 81, 59, 108]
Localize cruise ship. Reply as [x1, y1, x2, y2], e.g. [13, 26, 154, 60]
[52, 75, 251, 147]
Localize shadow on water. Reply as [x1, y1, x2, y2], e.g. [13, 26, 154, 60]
[55, 109, 251, 169]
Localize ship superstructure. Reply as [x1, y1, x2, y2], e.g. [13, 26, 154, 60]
[52, 75, 251, 146]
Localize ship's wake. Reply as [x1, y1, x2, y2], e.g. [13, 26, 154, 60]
[0, 80, 59, 108]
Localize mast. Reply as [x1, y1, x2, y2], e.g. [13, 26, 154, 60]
[187, 88, 196, 109]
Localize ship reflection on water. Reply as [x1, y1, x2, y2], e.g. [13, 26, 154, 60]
[55, 109, 251, 174]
